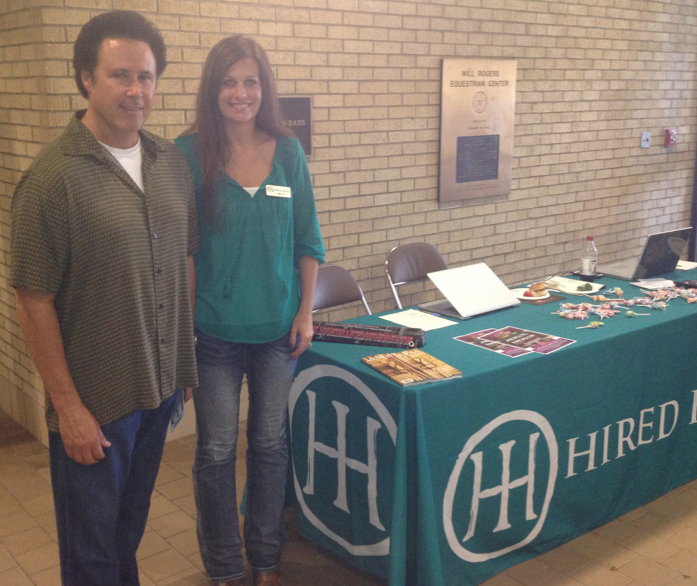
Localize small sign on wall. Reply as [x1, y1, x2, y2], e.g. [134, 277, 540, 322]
[279, 96, 312, 158]
[439, 59, 517, 206]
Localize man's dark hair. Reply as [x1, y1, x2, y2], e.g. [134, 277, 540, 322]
[73, 10, 166, 99]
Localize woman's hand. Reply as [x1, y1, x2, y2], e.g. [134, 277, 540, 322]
[290, 256, 320, 359]
[289, 308, 314, 359]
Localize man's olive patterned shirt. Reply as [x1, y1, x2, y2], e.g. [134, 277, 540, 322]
[11, 112, 199, 432]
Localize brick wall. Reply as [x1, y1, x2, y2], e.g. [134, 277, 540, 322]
[0, 1, 52, 441]
[1, 0, 696, 441]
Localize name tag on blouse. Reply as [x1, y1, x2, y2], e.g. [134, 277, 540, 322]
[266, 185, 291, 198]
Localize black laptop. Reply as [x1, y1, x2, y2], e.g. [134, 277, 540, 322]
[596, 227, 692, 281]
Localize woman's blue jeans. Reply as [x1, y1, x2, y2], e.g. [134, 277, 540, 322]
[193, 330, 298, 581]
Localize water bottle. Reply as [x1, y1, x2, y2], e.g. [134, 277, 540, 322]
[580, 236, 598, 278]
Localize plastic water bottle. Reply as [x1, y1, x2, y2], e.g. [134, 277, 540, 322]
[580, 236, 598, 277]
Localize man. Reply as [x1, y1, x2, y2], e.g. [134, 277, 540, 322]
[11, 11, 198, 586]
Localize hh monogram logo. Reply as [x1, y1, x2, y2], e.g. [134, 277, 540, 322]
[288, 365, 396, 556]
[443, 410, 559, 562]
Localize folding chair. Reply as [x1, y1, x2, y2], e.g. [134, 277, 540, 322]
[312, 264, 372, 315]
[385, 243, 448, 308]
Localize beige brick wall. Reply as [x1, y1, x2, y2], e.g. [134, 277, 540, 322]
[0, 1, 52, 442]
[1, 0, 696, 440]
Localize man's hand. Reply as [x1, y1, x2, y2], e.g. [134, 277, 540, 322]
[58, 403, 111, 465]
[184, 387, 193, 402]
[16, 288, 111, 465]
[289, 309, 314, 360]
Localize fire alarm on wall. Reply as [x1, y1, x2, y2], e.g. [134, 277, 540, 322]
[665, 128, 677, 147]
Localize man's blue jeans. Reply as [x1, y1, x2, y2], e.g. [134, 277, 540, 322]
[193, 330, 298, 581]
[49, 391, 179, 586]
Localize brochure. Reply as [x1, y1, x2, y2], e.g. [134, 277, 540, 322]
[362, 348, 461, 387]
[455, 326, 575, 357]
[454, 328, 533, 357]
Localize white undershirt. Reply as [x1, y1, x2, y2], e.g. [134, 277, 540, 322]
[244, 187, 260, 197]
[100, 139, 144, 191]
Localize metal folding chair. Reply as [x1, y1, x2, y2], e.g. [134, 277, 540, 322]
[385, 242, 448, 308]
[312, 264, 372, 315]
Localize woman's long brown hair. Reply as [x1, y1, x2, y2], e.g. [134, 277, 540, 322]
[183, 35, 292, 225]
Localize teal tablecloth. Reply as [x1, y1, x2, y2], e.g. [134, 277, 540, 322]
[288, 272, 697, 586]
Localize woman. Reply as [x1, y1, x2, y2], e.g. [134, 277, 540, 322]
[175, 36, 324, 586]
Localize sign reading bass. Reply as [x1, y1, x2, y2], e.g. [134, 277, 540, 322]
[279, 96, 312, 157]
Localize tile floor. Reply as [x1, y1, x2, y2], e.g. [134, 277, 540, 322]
[3, 408, 697, 586]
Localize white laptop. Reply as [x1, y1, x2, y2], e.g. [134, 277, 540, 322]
[417, 263, 520, 320]
[596, 227, 692, 281]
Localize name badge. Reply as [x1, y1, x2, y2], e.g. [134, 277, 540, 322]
[266, 185, 291, 198]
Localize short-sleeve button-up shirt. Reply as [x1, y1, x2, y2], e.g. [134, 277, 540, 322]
[11, 112, 199, 431]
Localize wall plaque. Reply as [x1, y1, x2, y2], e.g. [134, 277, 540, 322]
[439, 59, 517, 205]
[279, 96, 312, 158]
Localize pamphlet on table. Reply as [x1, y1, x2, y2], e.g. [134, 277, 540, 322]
[631, 278, 675, 290]
[455, 326, 575, 357]
[380, 308, 458, 331]
[361, 348, 461, 386]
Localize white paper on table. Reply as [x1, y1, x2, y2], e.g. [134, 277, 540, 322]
[677, 260, 697, 271]
[379, 309, 458, 331]
[632, 278, 675, 290]
[544, 275, 605, 295]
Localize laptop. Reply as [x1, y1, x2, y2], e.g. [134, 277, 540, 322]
[417, 263, 520, 320]
[596, 227, 692, 281]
